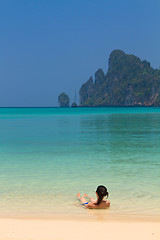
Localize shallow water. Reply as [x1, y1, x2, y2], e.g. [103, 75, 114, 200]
[0, 107, 160, 220]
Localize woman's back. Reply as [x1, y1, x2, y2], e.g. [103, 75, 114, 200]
[87, 200, 110, 209]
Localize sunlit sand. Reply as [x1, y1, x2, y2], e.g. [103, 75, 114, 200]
[0, 217, 159, 240]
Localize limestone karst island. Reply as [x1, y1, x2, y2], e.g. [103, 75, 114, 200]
[58, 50, 160, 107]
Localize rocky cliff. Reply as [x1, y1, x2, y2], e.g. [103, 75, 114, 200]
[79, 50, 160, 106]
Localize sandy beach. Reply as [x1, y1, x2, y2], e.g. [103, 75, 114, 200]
[0, 218, 159, 240]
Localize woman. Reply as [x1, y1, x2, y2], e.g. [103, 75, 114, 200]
[77, 185, 110, 209]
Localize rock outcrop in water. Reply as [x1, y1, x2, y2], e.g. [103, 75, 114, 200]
[79, 50, 160, 106]
[71, 102, 77, 107]
[58, 92, 70, 107]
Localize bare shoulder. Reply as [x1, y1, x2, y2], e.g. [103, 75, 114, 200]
[106, 200, 110, 207]
[98, 200, 110, 208]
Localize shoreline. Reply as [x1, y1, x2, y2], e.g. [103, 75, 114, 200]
[1, 214, 160, 223]
[1, 210, 160, 223]
[1, 217, 160, 240]
[1, 215, 160, 222]
[1, 207, 160, 223]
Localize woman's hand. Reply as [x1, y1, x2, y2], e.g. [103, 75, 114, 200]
[77, 193, 81, 200]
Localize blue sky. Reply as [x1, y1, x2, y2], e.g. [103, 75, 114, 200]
[0, 0, 160, 106]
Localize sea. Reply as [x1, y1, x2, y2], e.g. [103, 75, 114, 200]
[0, 107, 159, 220]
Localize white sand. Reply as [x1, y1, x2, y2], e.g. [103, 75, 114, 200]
[0, 218, 159, 240]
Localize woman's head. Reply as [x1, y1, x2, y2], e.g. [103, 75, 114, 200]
[95, 185, 109, 205]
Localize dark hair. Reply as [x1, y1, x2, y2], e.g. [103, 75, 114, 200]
[95, 185, 108, 205]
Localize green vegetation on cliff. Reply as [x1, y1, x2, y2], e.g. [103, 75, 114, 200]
[79, 50, 160, 106]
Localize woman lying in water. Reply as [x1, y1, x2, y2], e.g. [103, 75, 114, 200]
[77, 185, 110, 209]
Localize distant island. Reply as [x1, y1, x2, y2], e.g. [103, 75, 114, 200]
[59, 49, 160, 107]
[58, 92, 70, 107]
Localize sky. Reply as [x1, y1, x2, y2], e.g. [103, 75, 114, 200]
[0, 0, 160, 107]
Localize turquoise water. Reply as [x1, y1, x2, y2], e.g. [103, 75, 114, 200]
[0, 107, 160, 220]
